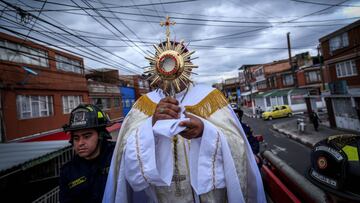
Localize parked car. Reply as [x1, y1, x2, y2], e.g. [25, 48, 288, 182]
[262, 105, 292, 120]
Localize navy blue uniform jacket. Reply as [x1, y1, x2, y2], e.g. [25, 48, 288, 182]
[59, 140, 115, 203]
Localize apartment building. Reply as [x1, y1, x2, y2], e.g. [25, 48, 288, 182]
[319, 19, 360, 131]
[0, 32, 89, 142]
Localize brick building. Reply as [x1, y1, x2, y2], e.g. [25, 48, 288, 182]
[238, 64, 261, 107]
[242, 56, 320, 112]
[319, 19, 360, 131]
[86, 69, 123, 121]
[0, 32, 89, 142]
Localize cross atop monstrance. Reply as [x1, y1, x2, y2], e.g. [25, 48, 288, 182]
[160, 16, 176, 40]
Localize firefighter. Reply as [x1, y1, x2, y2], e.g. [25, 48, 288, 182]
[234, 108, 260, 155]
[59, 104, 115, 203]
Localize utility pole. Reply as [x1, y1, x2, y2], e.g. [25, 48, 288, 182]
[245, 67, 255, 115]
[317, 44, 325, 91]
[287, 32, 297, 87]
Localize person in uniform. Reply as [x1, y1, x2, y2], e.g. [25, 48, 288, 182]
[59, 104, 115, 203]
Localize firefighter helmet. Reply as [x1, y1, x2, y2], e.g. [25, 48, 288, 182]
[63, 104, 110, 132]
[308, 134, 360, 201]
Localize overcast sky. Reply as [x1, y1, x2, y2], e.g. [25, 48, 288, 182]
[1, 0, 360, 85]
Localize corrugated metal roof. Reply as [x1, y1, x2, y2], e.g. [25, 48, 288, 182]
[254, 89, 278, 98]
[271, 88, 293, 97]
[0, 141, 71, 174]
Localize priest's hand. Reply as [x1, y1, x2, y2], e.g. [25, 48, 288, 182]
[179, 113, 204, 139]
[152, 97, 181, 126]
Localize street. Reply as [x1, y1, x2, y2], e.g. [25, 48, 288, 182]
[243, 115, 312, 176]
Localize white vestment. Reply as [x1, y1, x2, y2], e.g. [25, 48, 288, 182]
[103, 84, 266, 203]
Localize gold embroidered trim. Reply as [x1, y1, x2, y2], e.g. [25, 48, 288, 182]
[133, 95, 157, 116]
[185, 89, 228, 118]
[135, 129, 148, 182]
[212, 132, 221, 190]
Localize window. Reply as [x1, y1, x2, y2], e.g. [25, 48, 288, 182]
[93, 98, 111, 110]
[282, 74, 294, 86]
[266, 97, 271, 107]
[114, 98, 121, 108]
[329, 32, 349, 52]
[138, 80, 144, 88]
[336, 60, 358, 78]
[0, 39, 49, 67]
[125, 99, 131, 108]
[257, 81, 267, 89]
[305, 71, 321, 83]
[101, 98, 111, 109]
[62, 95, 82, 114]
[283, 96, 289, 105]
[56, 55, 82, 74]
[16, 95, 53, 119]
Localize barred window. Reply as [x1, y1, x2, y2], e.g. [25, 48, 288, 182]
[114, 98, 121, 108]
[305, 71, 321, 83]
[62, 95, 82, 114]
[56, 55, 82, 74]
[329, 32, 349, 52]
[16, 95, 53, 119]
[336, 60, 357, 78]
[282, 74, 294, 86]
[93, 98, 111, 110]
[0, 39, 49, 67]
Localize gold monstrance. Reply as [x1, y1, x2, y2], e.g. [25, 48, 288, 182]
[144, 16, 198, 96]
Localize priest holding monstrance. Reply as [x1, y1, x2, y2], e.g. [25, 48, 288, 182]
[103, 17, 266, 203]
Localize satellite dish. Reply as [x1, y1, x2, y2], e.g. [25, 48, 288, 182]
[18, 66, 38, 85]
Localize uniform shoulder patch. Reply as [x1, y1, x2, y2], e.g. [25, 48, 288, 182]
[68, 176, 87, 189]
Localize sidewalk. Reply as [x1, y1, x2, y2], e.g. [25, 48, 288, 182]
[272, 119, 360, 148]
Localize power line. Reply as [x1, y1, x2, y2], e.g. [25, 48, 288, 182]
[290, 0, 360, 7]
[188, 0, 352, 42]
[1, 24, 157, 43]
[69, 0, 148, 58]
[32, 0, 199, 9]
[50, 0, 312, 20]
[87, 0, 150, 56]
[0, 10, 142, 74]
[0, 23, 142, 74]
[70, 0, 148, 59]
[11, 3, 358, 25]
[129, 0, 158, 33]
[58, 10, 359, 27]
[287, 0, 351, 22]
[7, 0, 47, 62]
[1, 0, 143, 70]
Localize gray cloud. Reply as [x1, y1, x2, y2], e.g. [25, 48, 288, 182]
[1, 0, 359, 84]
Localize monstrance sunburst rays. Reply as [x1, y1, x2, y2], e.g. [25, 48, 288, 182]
[144, 16, 198, 96]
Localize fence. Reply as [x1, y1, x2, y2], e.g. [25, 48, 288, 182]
[32, 186, 60, 203]
[32, 147, 73, 203]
